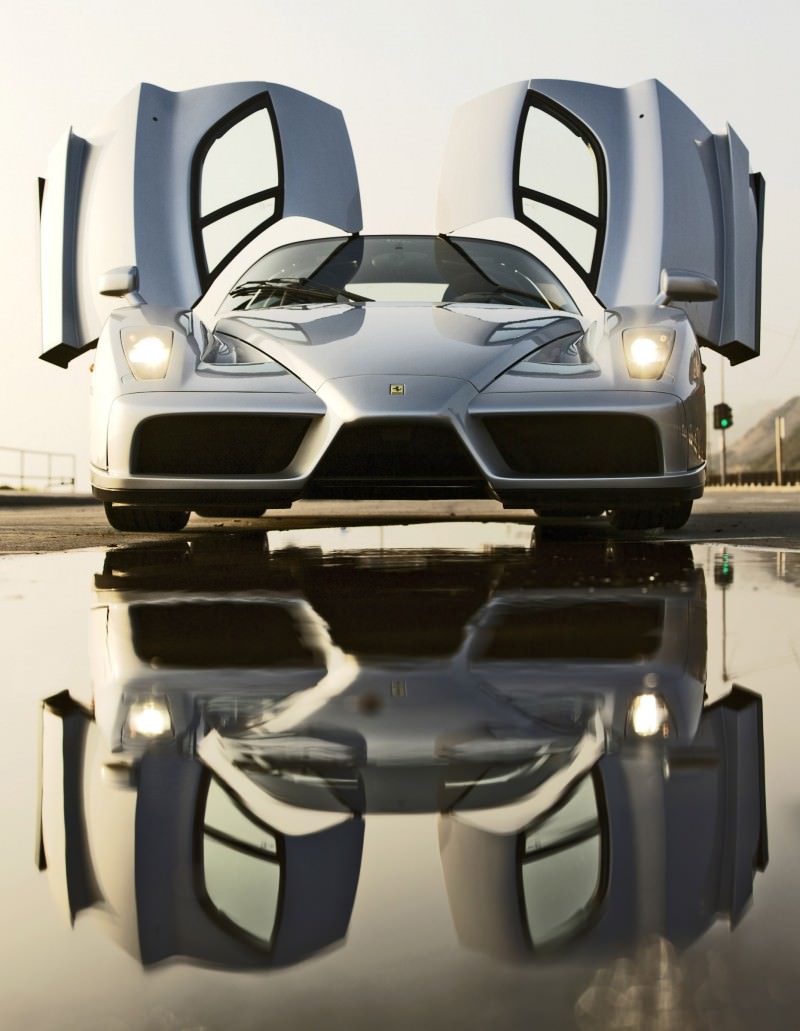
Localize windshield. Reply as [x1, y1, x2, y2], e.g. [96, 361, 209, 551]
[220, 235, 580, 313]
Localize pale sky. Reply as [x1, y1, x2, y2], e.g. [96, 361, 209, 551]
[1, 0, 798, 490]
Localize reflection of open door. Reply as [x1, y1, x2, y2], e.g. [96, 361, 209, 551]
[37, 692, 99, 922]
[439, 79, 764, 363]
[40, 81, 362, 366]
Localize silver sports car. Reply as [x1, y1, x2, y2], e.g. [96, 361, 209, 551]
[38, 78, 763, 531]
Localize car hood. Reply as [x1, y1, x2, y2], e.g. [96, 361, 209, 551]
[213, 303, 585, 392]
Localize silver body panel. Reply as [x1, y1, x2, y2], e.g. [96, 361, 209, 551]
[90, 301, 704, 509]
[439, 78, 764, 363]
[38, 79, 764, 520]
[40, 82, 362, 366]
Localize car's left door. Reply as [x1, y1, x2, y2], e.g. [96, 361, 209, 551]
[39, 81, 363, 366]
[438, 78, 764, 365]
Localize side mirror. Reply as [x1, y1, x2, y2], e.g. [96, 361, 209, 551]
[654, 268, 719, 305]
[98, 266, 139, 297]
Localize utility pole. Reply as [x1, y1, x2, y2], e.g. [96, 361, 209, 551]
[720, 359, 726, 487]
[721, 426, 727, 486]
[775, 416, 785, 486]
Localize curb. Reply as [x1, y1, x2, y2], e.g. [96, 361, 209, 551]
[0, 493, 99, 508]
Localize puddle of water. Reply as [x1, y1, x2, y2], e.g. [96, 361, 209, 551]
[1, 528, 799, 1029]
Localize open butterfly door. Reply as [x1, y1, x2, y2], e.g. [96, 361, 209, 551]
[39, 81, 363, 366]
[439, 79, 764, 364]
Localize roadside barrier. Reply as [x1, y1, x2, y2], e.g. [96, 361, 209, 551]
[707, 470, 800, 486]
[0, 447, 76, 492]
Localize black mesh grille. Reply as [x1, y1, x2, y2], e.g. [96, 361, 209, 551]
[483, 414, 661, 476]
[306, 420, 490, 500]
[129, 603, 315, 666]
[480, 601, 665, 660]
[131, 414, 311, 476]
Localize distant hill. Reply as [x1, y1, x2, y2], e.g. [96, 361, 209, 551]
[726, 396, 800, 472]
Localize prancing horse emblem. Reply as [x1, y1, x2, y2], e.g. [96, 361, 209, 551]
[390, 384, 405, 395]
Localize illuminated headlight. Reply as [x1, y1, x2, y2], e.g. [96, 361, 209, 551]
[622, 329, 675, 379]
[627, 693, 670, 738]
[121, 327, 173, 380]
[124, 697, 174, 740]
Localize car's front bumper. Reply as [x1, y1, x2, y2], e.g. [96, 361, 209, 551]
[92, 386, 704, 510]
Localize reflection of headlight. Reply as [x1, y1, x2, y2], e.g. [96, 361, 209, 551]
[627, 693, 670, 738]
[121, 327, 173, 379]
[623, 329, 675, 379]
[125, 698, 174, 739]
[200, 331, 278, 369]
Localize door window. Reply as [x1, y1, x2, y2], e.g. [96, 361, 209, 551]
[521, 773, 604, 948]
[194, 99, 282, 286]
[201, 776, 281, 945]
[516, 99, 605, 286]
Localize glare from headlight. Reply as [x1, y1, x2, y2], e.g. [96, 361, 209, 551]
[126, 698, 173, 738]
[628, 693, 670, 737]
[622, 329, 675, 379]
[121, 327, 173, 379]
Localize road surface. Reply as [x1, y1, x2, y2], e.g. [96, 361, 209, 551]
[0, 487, 798, 554]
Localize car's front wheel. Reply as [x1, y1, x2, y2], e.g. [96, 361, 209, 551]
[660, 500, 693, 529]
[607, 501, 693, 532]
[194, 507, 266, 519]
[104, 503, 190, 532]
[535, 505, 605, 519]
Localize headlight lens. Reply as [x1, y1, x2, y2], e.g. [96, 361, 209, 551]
[201, 331, 271, 366]
[198, 330, 286, 374]
[622, 329, 675, 379]
[124, 697, 174, 740]
[627, 693, 670, 738]
[121, 327, 173, 380]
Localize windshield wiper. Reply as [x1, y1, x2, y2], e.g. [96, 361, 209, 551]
[229, 277, 369, 305]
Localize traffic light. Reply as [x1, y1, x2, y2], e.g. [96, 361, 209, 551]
[713, 402, 733, 429]
[714, 550, 734, 588]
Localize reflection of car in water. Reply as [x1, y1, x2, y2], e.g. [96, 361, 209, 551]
[441, 684, 767, 959]
[36, 538, 765, 968]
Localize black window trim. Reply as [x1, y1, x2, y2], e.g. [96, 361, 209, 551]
[515, 767, 610, 953]
[194, 769, 287, 952]
[513, 91, 608, 293]
[191, 92, 286, 295]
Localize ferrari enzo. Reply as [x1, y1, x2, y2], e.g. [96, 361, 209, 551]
[38, 78, 763, 530]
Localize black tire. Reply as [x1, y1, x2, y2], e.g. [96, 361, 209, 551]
[606, 507, 663, 531]
[607, 501, 693, 532]
[194, 507, 266, 519]
[104, 503, 190, 532]
[661, 500, 693, 530]
[535, 505, 605, 518]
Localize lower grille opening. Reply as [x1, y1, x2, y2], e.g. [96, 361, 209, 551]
[129, 603, 316, 666]
[131, 414, 311, 476]
[483, 413, 661, 476]
[306, 420, 491, 500]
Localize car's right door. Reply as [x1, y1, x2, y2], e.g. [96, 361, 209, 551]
[39, 81, 363, 367]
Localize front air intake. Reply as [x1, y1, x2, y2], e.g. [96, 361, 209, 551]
[483, 413, 661, 476]
[131, 414, 311, 475]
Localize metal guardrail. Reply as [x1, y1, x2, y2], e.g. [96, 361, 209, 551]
[707, 469, 800, 487]
[0, 447, 76, 492]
